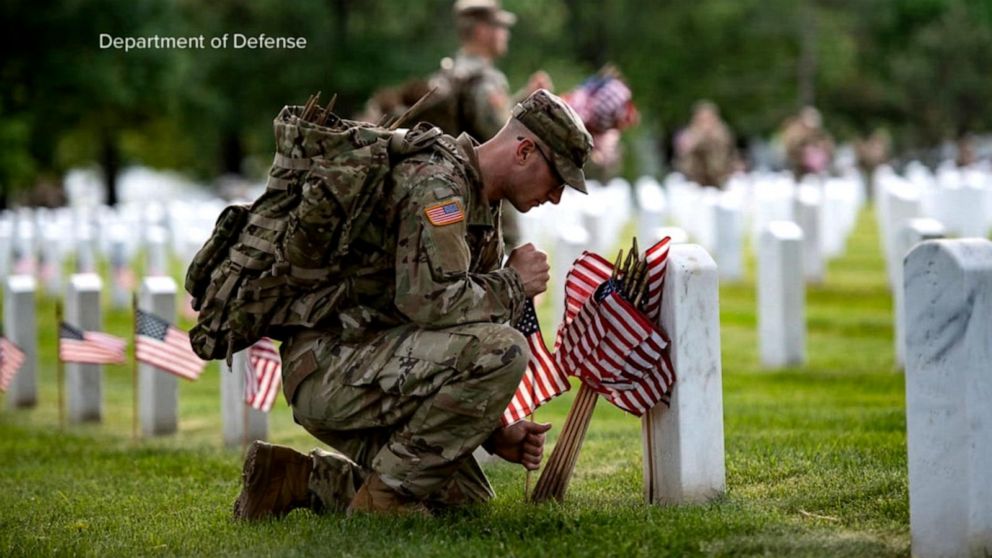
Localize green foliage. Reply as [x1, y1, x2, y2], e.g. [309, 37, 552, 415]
[2, 0, 992, 200]
[0, 209, 911, 556]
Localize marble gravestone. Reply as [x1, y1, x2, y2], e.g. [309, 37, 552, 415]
[552, 224, 590, 335]
[4, 275, 37, 408]
[893, 218, 944, 367]
[904, 239, 992, 558]
[65, 273, 104, 422]
[138, 277, 179, 436]
[221, 349, 268, 447]
[758, 221, 806, 368]
[794, 188, 823, 283]
[642, 244, 726, 504]
[713, 198, 744, 282]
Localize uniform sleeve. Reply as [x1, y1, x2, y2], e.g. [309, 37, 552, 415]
[394, 177, 526, 327]
[465, 72, 511, 141]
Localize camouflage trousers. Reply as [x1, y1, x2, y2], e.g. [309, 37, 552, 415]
[285, 322, 528, 512]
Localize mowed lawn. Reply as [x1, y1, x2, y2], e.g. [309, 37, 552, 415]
[0, 208, 908, 557]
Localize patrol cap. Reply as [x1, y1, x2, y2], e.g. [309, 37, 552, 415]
[453, 0, 517, 27]
[512, 89, 594, 194]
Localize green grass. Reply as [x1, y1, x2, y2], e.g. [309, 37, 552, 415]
[0, 209, 909, 557]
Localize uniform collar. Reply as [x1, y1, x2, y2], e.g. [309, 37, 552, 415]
[456, 133, 498, 228]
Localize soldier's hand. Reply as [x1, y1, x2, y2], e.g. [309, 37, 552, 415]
[483, 421, 552, 470]
[506, 243, 550, 298]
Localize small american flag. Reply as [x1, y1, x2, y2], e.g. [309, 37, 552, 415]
[501, 299, 571, 426]
[59, 322, 127, 365]
[424, 200, 465, 226]
[135, 309, 205, 381]
[243, 338, 282, 412]
[1, 333, 26, 392]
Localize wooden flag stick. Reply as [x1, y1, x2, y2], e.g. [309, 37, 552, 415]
[56, 301, 64, 430]
[242, 401, 249, 455]
[550, 384, 599, 499]
[535, 383, 597, 502]
[531, 382, 599, 502]
[524, 408, 535, 500]
[131, 292, 139, 442]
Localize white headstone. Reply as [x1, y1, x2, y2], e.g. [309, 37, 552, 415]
[39, 225, 63, 296]
[109, 235, 132, 309]
[552, 224, 590, 334]
[893, 218, 945, 367]
[882, 184, 922, 288]
[146, 226, 169, 277]
[0, 219, 12, 279]
[635, 176, 667, 245]
[65, 273, 104, 422]
[75, 233, 97, 274]
[758, 221, 806, 367]
[221, 351, 268, 446]
[794, 187, 824, 283]
[4, 275, 37, 408]
[138, 277, 179, 436]
[642, 244, 725, 504]
[904, 239, 992, 558]
[713, 198, 744, 282]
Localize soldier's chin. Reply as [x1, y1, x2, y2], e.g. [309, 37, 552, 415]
[510, 199, 535, 213]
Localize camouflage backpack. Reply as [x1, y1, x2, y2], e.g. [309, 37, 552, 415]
[185, 94, 445, 362]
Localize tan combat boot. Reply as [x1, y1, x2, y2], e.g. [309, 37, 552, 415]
[233, 441, 314, 521]
[346, 472, 431, 517]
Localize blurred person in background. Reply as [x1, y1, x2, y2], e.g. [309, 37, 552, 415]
[674, 100, 737, 188]
[563, 65, 640, 182]
[781, 106, 834, 178]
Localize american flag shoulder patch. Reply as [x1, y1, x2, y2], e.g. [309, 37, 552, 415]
[424, 199, 464, 226]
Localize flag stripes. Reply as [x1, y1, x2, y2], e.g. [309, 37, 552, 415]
[0, 336, 26, 392]
[59, 322, 127, 364]
[244, 338, 281, 412]
[501, 300, 571, 426]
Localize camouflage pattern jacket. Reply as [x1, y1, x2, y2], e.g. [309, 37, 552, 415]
[326, 132, 527, 342]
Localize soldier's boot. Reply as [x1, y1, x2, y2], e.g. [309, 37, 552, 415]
[346, 472, 431, 517]
[233, 441, 315, 521]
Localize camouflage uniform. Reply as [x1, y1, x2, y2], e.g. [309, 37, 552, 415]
[282, 133, 529, 510]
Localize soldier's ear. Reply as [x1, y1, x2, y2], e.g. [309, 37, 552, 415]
[514, 136, 535, 165]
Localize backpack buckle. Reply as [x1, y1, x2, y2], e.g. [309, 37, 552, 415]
[271, 261, 291, 276]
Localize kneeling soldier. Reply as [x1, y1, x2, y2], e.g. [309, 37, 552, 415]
[234, 89, 593, 518]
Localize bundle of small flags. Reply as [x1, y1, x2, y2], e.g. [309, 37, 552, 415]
[502, 236, 675, 427]
[529, 236, 675, 503]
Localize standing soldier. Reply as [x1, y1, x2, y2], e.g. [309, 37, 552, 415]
[674, 100, 737, 188]
[442, 0, 552, 247]
[780, 106, 834, 179]
[361, 1, 551, 248]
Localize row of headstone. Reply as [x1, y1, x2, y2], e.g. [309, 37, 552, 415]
[664, 171, 863, 287]
[2, 266, 265, 447]
[0, 203, 217, 309]
[878, 163, 992, 287]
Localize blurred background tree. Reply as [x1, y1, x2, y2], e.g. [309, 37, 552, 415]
[1, 0, 990, 207]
